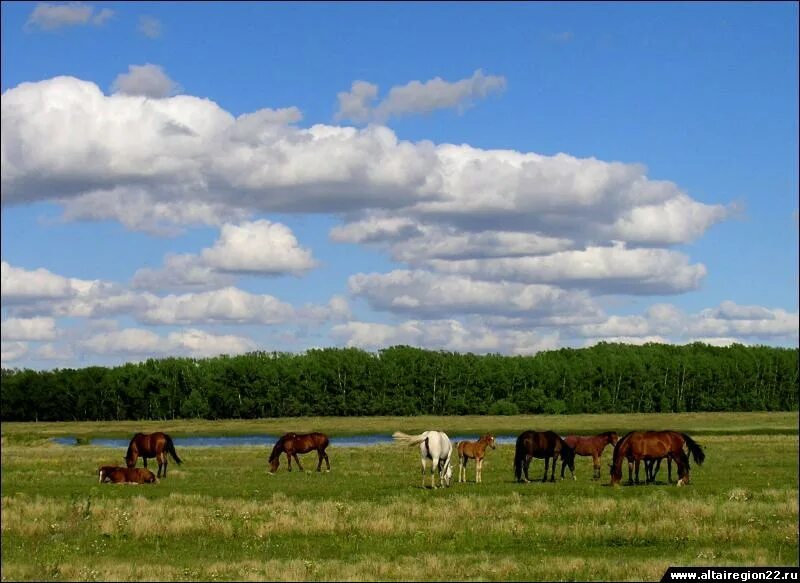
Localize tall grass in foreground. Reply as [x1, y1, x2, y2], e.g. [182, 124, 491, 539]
[1, 423, 798, 581]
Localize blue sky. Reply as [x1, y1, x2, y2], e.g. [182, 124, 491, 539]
[1, 1, 797, 369]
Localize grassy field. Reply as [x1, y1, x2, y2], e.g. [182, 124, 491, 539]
[1, 412, 798, 581]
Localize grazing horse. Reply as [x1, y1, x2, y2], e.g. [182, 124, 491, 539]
[393, 431, 453, 489]
[268, 432, 330, 473]
[99, 465, 157, 484]
[125, 432, 182, 478]
[514, 430, 576, 483]
[561, 431, 619, 480]
[457, 434, 496, 483]
[610, 431, 705, 487]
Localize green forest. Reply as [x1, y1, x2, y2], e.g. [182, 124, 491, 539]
[1, 343, 797, 422]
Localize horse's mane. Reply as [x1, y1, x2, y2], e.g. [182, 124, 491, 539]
[611, 431, 634, 459]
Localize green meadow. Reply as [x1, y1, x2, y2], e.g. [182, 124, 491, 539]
[1, 412, 798, 581]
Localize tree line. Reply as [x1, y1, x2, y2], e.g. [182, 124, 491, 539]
[1, 343, 797, 422]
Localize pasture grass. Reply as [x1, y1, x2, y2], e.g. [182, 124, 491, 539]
[1, 414, 798, 581]
[2, 411, 797, 445]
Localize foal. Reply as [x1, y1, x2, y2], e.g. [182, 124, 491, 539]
[561, 431, 618, 480]
[457, 434, 496, 483]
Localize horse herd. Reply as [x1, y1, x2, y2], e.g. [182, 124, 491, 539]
[98, 428, 705, 488]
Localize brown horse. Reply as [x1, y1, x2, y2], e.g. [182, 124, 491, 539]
[125, 432, 182, 478]
[457, 434, 496, 483]
[514, 430, 576, 483]
[268, 432, 330, 474]
[610, 431, 705, 486]
[99, 465, 158, 484]
[561, 431, 619, 480]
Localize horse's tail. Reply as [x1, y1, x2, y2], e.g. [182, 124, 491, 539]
[558, 436, 576, 467]
[392, 431, 428, 447]
[165, 435, 182, 465]
[514, 434, 526, 482]
[681, 433, 705, 466]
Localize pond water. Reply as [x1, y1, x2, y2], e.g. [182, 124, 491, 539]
[52, 434, 520, 448]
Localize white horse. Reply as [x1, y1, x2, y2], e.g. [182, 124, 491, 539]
[392, 430, 453, 489]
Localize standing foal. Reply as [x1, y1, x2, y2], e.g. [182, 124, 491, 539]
[457, 434, 496, 483]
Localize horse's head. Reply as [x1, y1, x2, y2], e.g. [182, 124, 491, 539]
[141, 469, 157, 484]
[268, 457, 280, 474]
[267, 436, 286, 474]
[443, 463, 453, 487]
[98, 465, 114, 483]
[609, 462, 622, 486]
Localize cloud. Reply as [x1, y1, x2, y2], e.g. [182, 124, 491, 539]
[26, 2, 113, 31]
[138, 15, 161, 38]
[335, 70, 506, 123]
[1, 341, 28, 363]
[1, 75, 737, 317]
[1, 260, 98, 303]
[427, 243, 707, 295]
[201, 220, 317, 275]
[111, 64, 180, 98]
[3, 261, 344, 332]
[35, 343, 75, 361]
[131, 219, 318, 290]
[334, 81, 378, 124]
[331, 319, 561, 355]
[1, 76, 728, 249]
[1, 317, 58, 341]
[131, 254, 236, 291]
[80, 327, 256, 358]
[576, 301, 798, 344]
[78, 327, 256, 358]
[139, 287, 295, 325]
[60, 188, 250, 236]
[348, 270, 601, 321]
